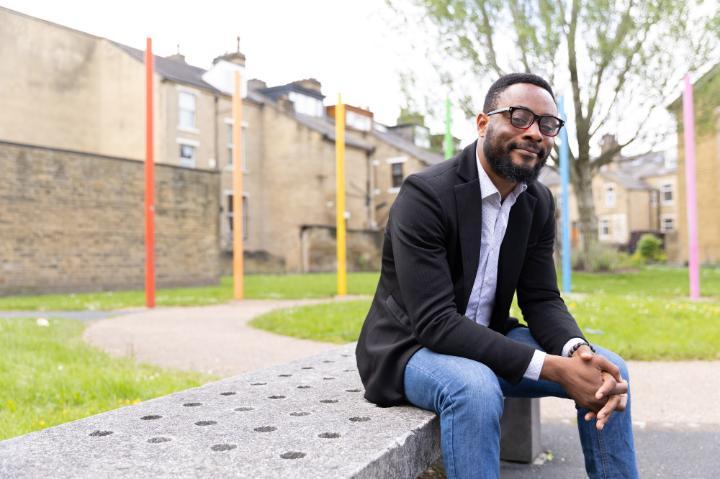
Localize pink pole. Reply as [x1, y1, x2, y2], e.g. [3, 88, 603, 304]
[682, 73, 700, 299]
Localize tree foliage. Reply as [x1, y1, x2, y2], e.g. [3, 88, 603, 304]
[390, 0, 720, 252]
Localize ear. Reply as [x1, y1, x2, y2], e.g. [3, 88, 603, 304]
[476, 113, 489, 137]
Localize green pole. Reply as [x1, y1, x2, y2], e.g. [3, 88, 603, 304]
[443, 95, 454, 159]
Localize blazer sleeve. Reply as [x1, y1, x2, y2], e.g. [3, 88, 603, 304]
[517, 188, 586, 355]
[389, 174, 536, 384]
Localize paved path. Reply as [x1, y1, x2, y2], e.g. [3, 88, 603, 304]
[82, 299, 354, 376]
[74, 300, 720, 427]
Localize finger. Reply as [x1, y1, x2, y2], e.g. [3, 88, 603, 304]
[594, 356, 622, 381]
[584, 411, 596, 422]
[615, 394, 628, 412]
[596, 396, 621, 430]
[595, 374, 618, 399]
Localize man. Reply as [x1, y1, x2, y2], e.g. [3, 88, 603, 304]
[355, 73, 638, 479]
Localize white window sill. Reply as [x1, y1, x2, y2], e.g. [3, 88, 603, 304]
[178, 126, 200, 134]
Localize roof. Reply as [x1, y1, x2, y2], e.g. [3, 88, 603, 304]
[112, 43, 223, 94]
[294, 114, 374, 152]
[371, 128, 444, 166]
[599, 170, 651, 190]
[259, 82, 325, 101]
[537, 167, 560, 187]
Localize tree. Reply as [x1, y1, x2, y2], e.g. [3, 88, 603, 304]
[389, 0, 720, 254]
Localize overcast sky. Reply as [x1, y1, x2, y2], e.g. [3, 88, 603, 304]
[2, 0, 480, 144]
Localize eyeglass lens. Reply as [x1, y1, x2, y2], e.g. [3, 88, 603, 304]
[510, 109, 561, 135]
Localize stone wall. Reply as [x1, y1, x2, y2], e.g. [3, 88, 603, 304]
[0, 142, 221, 294]
[300, 225, 382, 272]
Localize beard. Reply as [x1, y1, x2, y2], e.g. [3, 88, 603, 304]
[482, 127, 548, 183]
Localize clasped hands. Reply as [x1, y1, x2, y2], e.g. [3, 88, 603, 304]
[541, 344, 628, 431]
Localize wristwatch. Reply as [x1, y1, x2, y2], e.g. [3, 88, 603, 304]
[568, 341, 596, 357]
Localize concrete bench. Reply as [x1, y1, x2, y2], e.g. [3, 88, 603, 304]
[0, 343, 540, 478]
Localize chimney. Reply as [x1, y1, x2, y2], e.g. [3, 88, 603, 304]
[167, 44, 186, 63]
[212, 36, 246, 67]
[599, 134, 620, 171]
[294, 78, 322, 94]
[248, 78, 267, 91]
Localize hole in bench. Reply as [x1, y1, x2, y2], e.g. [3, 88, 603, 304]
[322, 377, 335, 380]
[254, 426, 276, 432]
[301, 366, 314, 370]
[147, 437, 172, 443]
[322, 360, 334, 363]
[290, 412, 310, 416]
[343, 369, 355, 372]
[183, 402, 202, 407]
[318, 432, 340, 439]
[278, 374, 292, 377]
[349, 416, 371, 422]
[234, 407, 254, 412]
[211, 444, 237, 452]
[280, 451, 306, 459]
[220, 392, 236, 396]
[141, 415, 162, 420]
[268, 395, 286, 399]
[320, 399, 338, 404]
[195, 420, 217, 426]
[341, 354, 351, 357]
[345, 389, 361, 393]
[89, 430, 113, 437]
[250, 382, 267, 386]
[297, 385, 312, 389]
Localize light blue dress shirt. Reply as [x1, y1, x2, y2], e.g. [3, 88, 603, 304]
[467, 152, 583, 380]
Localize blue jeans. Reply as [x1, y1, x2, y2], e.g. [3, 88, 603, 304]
[403, 327, 638, 479]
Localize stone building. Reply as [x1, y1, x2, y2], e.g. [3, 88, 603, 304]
[669, 65, 720, 264]
[540, 146, 679, 258]
[0, 5, 447, 291]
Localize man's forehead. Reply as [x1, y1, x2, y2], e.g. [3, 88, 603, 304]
[495, 83, 557, 114]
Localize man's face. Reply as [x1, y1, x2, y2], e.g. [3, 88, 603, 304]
[478, 83, 557, 183]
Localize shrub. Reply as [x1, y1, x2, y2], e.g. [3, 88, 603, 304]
[633, 233, 666, 264]
[572, 244, 640, 273]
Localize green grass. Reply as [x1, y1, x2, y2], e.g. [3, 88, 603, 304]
[1, 267, 717, 312]
[0, 273, 380, 311]
[250, 281, 720, 361]
[0, 317, 214, 441]
[250, 300, 371, 344]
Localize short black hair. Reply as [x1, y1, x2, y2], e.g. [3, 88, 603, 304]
[483, 73, 555, 113]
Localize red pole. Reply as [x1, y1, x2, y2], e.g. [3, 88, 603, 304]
[144, 38, 155, 308]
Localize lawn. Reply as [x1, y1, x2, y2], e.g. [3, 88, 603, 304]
[1, 267, 718, 312]
[0, 272, 381, 311]
[0, 317, 214, 441]
[250, 267, 720, 361]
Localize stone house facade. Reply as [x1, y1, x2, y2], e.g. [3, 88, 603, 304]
[669, 65, 720, 264]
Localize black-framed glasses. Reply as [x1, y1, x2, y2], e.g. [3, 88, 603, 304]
[486, 106, 565, 137]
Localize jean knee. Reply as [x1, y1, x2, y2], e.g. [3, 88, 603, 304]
[444, 362, 504, 419]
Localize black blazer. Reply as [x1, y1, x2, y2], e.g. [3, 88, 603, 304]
[355, 142, 585, 406]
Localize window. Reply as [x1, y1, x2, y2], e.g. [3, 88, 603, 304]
[414, 126, 431, 149]
[661, 215, 675, 232]
[604, 184, 615, 207]
[346, 111, 372, 131]
[660, 183, 674, 205]
[391, 163, 404, 188]
[179, 143, 196, 167]
[226, 121, 248, 171]
[178, 91, 196, 129]
[599, 218, 611, 239]
[227, 193, 248, 240]
[288, 92, 323, 117]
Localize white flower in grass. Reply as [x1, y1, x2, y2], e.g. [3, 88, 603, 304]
[36, 318, 49, 327]
[57, 364, 64, 371]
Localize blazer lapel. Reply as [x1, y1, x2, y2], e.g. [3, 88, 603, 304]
[454, 181, 482, 313]
[490, 191, 537, 328]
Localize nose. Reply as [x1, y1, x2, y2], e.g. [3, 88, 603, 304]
[522, 120, 543, 142]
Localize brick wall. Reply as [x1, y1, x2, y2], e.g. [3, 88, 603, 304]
[0, 142, 221, 294]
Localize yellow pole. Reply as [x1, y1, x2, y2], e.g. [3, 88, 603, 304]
[232, 71, 244, 300]
[335, 96, 347, 297]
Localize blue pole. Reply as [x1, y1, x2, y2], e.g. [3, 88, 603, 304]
[558, 96, 571, 293]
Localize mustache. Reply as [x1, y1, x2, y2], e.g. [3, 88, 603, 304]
[508, 141, 545, 158]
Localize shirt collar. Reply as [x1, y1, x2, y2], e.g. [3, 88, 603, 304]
[476, 149, 527, 201]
